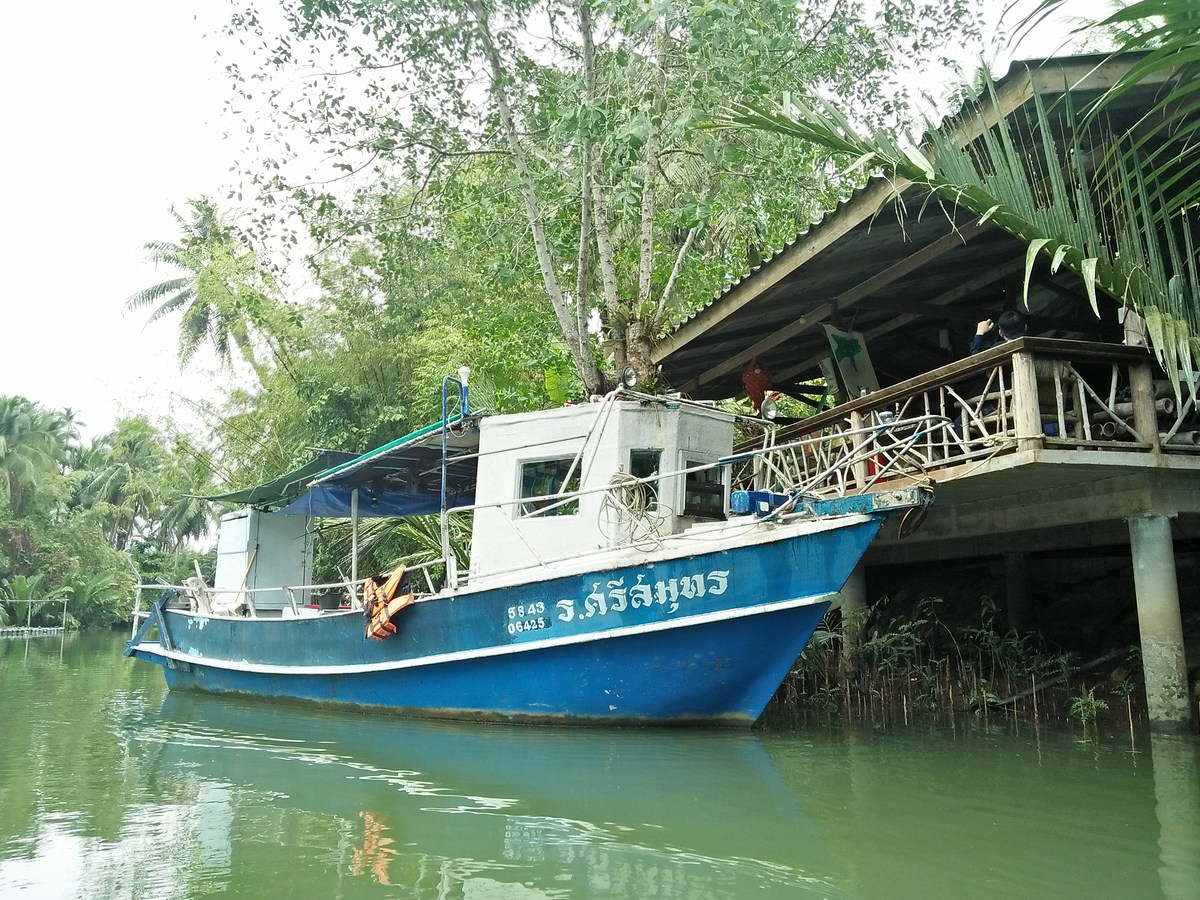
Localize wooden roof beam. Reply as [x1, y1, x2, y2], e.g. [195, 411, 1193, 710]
[773, 257, 1024, 385]
[680, 221, 990, 392]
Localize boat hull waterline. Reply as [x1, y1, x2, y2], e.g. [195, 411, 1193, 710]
[129, 514, 882, 724]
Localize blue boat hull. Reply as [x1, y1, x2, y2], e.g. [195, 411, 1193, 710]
[129, 513, 882, 724]
[150, 600, 828, 724]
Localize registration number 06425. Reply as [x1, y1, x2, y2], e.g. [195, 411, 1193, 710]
[506, 601, 549, 636]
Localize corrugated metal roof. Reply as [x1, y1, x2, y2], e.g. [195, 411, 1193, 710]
[655, 52, 1163, 401]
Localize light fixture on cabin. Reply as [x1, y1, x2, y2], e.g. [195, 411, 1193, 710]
[759, 397, 778, 420]
[621, 366, 639, 389]
[457, 366, 471, 386]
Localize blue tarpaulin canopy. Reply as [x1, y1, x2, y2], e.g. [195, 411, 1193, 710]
[275, 484, 468, 518]
[273, 416, 481, 518]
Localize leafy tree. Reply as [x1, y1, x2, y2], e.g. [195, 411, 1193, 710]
[225, 0, 979, 393]
[0, 396, 74, 516]
[210, 190, 566, 490]
[127, 198, 282, 374]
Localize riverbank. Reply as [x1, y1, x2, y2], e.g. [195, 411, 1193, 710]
[765, 567, 1200, 737]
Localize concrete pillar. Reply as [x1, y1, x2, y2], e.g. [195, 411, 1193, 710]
[1003, 551, 1031, 631]
[1128, 515, 1194, 733]
[841, 562, 867, 669]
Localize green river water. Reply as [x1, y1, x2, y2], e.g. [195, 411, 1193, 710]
[1, 632, 1197, 899]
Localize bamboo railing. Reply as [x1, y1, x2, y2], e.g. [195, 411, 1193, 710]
[734, 338, 1197, 498]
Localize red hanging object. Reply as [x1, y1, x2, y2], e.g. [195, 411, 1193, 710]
[742, 357, 771, 412]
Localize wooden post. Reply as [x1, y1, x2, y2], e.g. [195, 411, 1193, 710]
[1128, 515, 1194, 734]
[849, 410, 868, 490]
[350, 487, 360, 586]
[1010, 351, 1044, 452]
[1129, 362, 1162, 451]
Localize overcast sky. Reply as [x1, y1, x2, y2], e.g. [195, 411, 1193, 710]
[0, 2, 234, 438]
[0, 1, 1084, 441]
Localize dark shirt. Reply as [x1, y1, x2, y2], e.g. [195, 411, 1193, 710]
[969, 333, 998, 355]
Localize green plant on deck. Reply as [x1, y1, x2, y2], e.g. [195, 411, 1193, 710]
[315, 513, 472, 592]
[1069, 687, 1109, 740]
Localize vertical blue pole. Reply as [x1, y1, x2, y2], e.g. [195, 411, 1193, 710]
[440, 372, 469, 589]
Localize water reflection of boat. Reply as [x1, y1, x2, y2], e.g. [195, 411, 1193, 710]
[120, 693, 833, 897]
[127, 376, 933, 725]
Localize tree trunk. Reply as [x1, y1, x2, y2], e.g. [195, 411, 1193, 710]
[468, 0, 604, 395]
[623, 321, 655, 386]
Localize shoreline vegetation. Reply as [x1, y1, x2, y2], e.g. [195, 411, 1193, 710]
[763, 594, 1184, 740]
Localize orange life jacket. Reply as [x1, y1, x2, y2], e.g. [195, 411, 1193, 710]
[363, 565, 415, 640]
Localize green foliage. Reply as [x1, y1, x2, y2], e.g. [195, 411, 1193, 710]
[0, 396, 216, 629]
[1069, 687, 1109, 738]
[313, 514, 471, 592]
[0, 396, 76, 517]
[128, 198, 282, 374]
[223, 0, 982, 391]
[723, 3, 1200, 397]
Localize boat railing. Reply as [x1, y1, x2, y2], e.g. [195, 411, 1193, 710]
[127, 559, 445, 637]
[432, 413, 944, 587]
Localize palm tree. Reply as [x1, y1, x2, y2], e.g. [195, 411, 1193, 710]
[717, 1, 1200, 395]
[153, 441, 217, 551]
[128, 198, 274, 372]
[80, 417, 164, 550]
[0, 397, 68, 516]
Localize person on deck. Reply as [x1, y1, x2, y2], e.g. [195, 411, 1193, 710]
[970, 310, 1028, 355]
[954, 310, 1030, 439]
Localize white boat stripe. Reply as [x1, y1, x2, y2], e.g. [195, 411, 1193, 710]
[131, 592, 835, 676]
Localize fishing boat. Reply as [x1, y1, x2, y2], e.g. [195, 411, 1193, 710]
[126, 371, 936, 725]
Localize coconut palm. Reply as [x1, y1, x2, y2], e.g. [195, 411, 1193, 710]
[154, 443, 217, 551]
[79, 417, 165, 549]
[128, 198, 273, 372]
[716, 1, 1200, 395]
[0, 397, 68, 516]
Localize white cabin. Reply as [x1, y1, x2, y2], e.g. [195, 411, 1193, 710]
[213, 507, 313, 610]
[468, 401, 734, 576]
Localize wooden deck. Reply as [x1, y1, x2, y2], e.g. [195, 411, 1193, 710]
[733, 337, 1200, 563]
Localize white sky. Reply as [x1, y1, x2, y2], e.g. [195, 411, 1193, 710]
[0, 1, 1086, 441]
[0, 2, 233, 438]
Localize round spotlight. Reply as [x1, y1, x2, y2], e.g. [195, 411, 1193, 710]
[760, 397, 778, 420]
[621, 366, 639, 389]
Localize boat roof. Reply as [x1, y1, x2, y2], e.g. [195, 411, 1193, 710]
[201, 449, 358, 509]
[275, 414, 481, 518]
[203, 417, 481, 518]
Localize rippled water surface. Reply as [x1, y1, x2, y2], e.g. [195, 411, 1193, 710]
[1, 633, 1197, 898]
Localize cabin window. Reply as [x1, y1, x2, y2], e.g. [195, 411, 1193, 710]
[682, 460, 726, 519]
[629, 449, 661, 503]
[519, 457, 580, 517]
